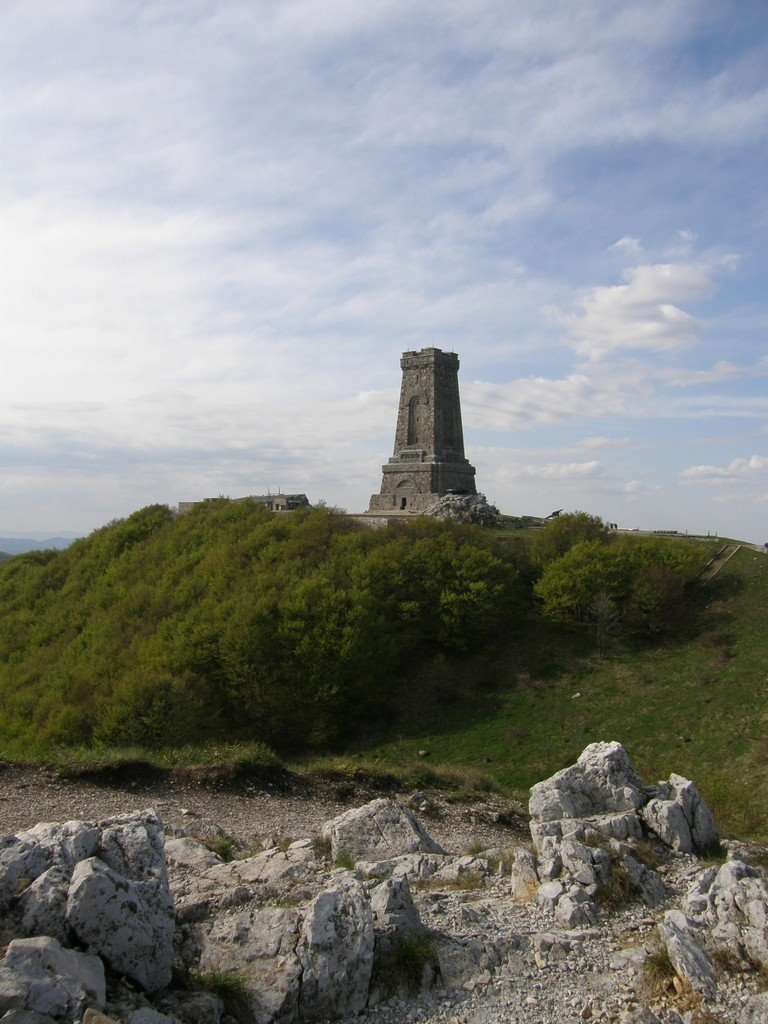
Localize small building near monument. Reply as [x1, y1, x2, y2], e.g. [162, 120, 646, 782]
[369, 347, 477, 513]
[178, 493, 310, 515]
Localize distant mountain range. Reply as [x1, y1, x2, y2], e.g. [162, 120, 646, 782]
[0, 534, 81, 556]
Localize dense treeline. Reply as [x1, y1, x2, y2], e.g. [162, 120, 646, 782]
[0, 504, 707, 757]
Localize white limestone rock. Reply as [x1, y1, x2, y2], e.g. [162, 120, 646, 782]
[509, 848, 540, 900]
[97, 809, 169, 888]
[641, 774, 720, 854]
[0, 936, 105, 1022]
[535, 880, 564, 911]
[659, 909, 717, 998]
[431, 933, 504, 989]
[622, 850, 669, 907]
[369, 875, 423, 937]
[529, 741, 647, 824]
[560, 838, 611, 890]
[198, 876, 374, 1024]
[699, 859, 768, 965]
[165, 837, 223, 874]
[423, 493, 502, 526]
[554, 885, 598, 928]
[322, 798, 446, 864]
[681, 865, 719, 919]
[0, 837, 49, 909]
[198, 906, 303, 1024]
[296, 875, 375, 1020]
[18, 865, 72, 944]
[355, 852, 446, 882]
[431, 855, 489, 885]
[66, 856, 174, 993]
[203, 839, 319, 891]
[17, 821, 100, 872]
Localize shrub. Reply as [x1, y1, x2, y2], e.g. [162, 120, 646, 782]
[392, 934, 438, 993]
[201, 833, 239, 862]
[596, 861, 639, 910]
[189, 968, 250, 1021]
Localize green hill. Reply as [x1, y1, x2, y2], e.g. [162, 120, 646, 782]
[1, 501, 765, 838]
[352, 543, 768, 838]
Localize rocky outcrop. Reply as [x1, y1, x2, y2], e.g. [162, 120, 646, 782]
[0, 810, 175, 1018]
[422, 493, 502, 526]
[525, 741, 722, 929]
[641, 773, 720, 854]
[194, 875, 377, 1024]
[682, 857, 768, 965]
[322, 798, 446, 863]
[0, 752, 765, 1024]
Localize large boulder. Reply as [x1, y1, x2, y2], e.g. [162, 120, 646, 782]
[658, 910, 717, 998]
[197, 875, 374, 1024]
[322, 799, 446, 864]
[199, 906, 303, 1024]
[0, 936, 105, 1022]
[66, 856, 175, 993]
[641, 774, 720, 854]
[296, 876, 375, 1020]
[683, 858, 768, 966]
[529, 741, 646, 824]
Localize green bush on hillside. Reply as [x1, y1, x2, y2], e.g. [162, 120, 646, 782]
[534, 531, 706, 635]
[0, 503, 527, 755]
[0, 503, 712, 759]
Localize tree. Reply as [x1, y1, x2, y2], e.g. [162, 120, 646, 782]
[532, 512, 609, 568]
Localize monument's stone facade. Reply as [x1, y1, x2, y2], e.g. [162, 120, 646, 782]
[369, 348, 476, 513]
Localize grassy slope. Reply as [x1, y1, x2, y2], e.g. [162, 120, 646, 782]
[343, 545, 768, 838]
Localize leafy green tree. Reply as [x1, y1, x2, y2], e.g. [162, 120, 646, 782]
[532, 511, 609, 569]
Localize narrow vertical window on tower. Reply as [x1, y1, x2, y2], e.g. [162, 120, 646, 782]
[407, 396, 421, 445]
[369, 347, 476, 513]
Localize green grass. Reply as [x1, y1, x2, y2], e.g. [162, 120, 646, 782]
[391, 934, 438, 992]
[339, 547, 768, 839]
[189, 968, 251, 1021]
[201, 833, 240, 862]
[22, 740, 282, 777]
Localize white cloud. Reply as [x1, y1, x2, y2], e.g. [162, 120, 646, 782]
[552, 258, 737, 362]
[654, 361, 745, 387]
[609, 237, 644, 259]
[497, 460, 608, 483]
[680, 455, 768, 485]
[463, 374, 630, 430]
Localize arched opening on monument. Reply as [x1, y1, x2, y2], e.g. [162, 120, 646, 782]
[394, 478, 417, 511]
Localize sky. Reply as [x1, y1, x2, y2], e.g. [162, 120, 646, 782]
[1, 0, 767, 543]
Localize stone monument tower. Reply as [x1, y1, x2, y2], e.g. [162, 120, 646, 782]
[369, 347, 477, 513]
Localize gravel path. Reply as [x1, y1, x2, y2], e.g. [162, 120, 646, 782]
[0, 761, 527, 853]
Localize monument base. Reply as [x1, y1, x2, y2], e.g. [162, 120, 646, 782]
[368, 456, 476, 513]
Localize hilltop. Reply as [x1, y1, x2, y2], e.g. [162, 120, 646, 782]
[0, 500, 765, 839]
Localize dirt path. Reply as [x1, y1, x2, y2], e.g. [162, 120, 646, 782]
[0, 761, 528, 854]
